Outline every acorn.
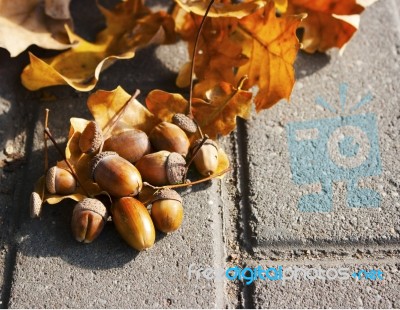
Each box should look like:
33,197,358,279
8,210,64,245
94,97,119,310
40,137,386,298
45,166,77,195
149,122,190,157
112,197,155,251
191,138,219,176
71,198,108,243
151,188,183,233
172,113,197,134
79,120,103,154
91,151,142,197
103,129,151,163
135,151,186,186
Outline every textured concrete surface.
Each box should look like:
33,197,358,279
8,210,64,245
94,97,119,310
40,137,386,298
0,0,399,308
245,0,400,248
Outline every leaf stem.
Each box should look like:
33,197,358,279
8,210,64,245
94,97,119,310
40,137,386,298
188,0,215,115
44,128,91,197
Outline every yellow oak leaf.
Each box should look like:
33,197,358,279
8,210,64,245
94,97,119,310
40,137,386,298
21,0,175,91
0,0,72,57
287,0,376,53
236,1,304,110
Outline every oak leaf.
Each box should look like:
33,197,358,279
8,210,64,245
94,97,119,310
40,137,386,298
175,0,304,111
87,86,158,136
236,1,304,110
146,79,252,139
21,0,175,91
286,0,377,53
0,0,72,57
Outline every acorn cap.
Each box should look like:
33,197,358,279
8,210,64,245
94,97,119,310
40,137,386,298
30,191,43,218
172,113,197,134
79,121,103,154
166,152,186,185
74,198,108,221
191,138,218,152
45,166,57,194
91,151,118,180
151,188,182,204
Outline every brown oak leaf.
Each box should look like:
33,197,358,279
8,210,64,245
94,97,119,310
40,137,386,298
146,78,252,139
0,0,72,57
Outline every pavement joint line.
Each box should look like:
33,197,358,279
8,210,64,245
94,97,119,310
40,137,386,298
210,180,227,308
1,100,38,309
234,118,256,308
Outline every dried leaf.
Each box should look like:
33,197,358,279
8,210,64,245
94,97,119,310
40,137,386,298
286,0,376,53
213,147,230,179
175,0,266,18
146,79,252,139
145,90,189,123
0,0,72,57
192,80,252,138
21,0,175,91
175,0,303,111
87,86,158,135
45,193,86,205
236,2,305,110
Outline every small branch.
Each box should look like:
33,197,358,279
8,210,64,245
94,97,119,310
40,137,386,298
44,109,49,174
102,89,141,139
144,167,231,191
188,0,215,115
44,128,91,197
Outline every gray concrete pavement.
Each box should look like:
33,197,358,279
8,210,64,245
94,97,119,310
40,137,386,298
0,0,399,308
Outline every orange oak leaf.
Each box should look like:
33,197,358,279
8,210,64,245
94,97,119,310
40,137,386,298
175,0,265,18
286,0,376,53
21,0,175,91
235,1,305,111
175,0,304,112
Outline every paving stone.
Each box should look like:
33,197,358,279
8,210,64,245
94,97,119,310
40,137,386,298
6,23,228,309
244,0,400,250
252,260,400,308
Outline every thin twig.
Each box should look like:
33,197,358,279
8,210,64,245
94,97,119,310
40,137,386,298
187,0,215,115
102,89,141,139
44,128,91,197
44,109,49,174
144,167,231,191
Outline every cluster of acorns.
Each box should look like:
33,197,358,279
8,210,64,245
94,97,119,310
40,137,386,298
32,113,221,251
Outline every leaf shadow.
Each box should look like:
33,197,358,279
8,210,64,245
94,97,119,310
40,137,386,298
294,51,331,79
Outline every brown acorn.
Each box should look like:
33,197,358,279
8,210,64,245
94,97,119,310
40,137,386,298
172,113,197,134
149,122,190,157
103,129,151,163
45,166,77,195
71,198,108,243
135,151,186,186
191,138,219,176
151,188,183,233
91,151,142,197
79,121,103,154
112,197,155,251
